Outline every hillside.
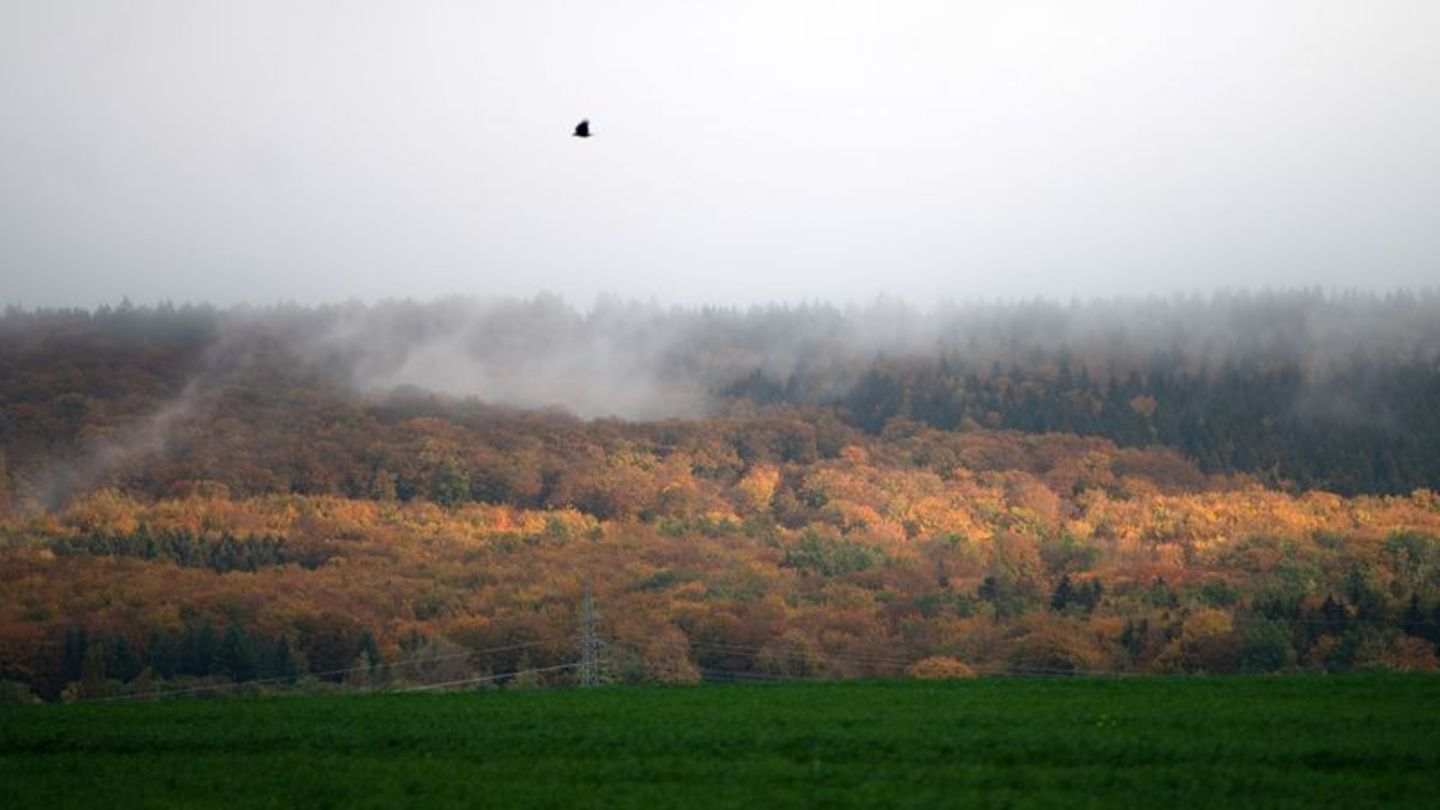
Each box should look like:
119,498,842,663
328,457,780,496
3,292,1439,505
1,295,1439,700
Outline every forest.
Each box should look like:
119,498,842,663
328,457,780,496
1,292,1439,700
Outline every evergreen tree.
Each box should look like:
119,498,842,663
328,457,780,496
105,635,143,683
1319,594,1349,637
1237,617,1296,673
78,642,108,698
1402,594,1426,638
262,636,299,683
358,630,383,672
1075,579,1104,614
60,623,88,687
146,630,180,679
218,624,259,683
1049,575,1074,612
1120,618,1149,659
432,460,471,506
179,621,218,677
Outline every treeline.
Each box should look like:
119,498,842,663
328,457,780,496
42,614,384,701
3,465,1438,700
6,294,1440,701
3,291,1439,504
52,527,312,573
820,350,1440,494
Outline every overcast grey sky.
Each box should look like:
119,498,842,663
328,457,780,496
2,1,1437,308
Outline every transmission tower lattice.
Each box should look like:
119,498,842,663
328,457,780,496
578,585,605,687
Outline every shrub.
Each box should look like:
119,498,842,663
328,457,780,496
905,656,978,680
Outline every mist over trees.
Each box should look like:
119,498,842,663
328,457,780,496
2,289,1437,505
3,291,1440,700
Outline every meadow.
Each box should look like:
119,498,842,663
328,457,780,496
4,675,1438,808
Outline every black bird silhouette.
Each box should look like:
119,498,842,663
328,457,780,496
573,119,591,138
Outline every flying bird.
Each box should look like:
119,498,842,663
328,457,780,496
573,119,591,138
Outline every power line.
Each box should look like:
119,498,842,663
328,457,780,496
79,605,1436,702
669,638,1141,679
94,637,567,702
685,640,915,669
398,662,581,693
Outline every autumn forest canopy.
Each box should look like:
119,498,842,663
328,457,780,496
2,290,1440,701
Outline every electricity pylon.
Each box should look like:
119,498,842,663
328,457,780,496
578,585,604,687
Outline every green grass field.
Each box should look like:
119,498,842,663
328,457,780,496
4,675,1439,808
